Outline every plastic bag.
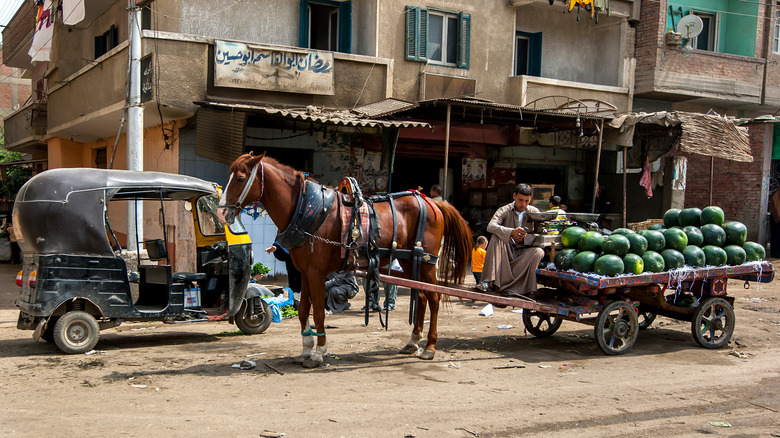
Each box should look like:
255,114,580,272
262,287,295,323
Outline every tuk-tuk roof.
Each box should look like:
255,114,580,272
13,168,218,256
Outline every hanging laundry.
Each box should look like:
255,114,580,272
29,0,53,63
62,0,85,26
569,0,595,18
639,157,653,198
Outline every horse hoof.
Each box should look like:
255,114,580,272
399,345,417,355
420,349,435,360
293,355,308,365
302,358,322,368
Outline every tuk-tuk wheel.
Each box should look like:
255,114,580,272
235,298,272,335
53,311,100,354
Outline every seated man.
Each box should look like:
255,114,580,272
479,183,545,296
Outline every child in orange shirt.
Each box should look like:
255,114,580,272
471,235,488,284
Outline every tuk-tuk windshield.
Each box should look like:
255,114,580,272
196,194,247,236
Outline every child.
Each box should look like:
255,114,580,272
471,235,488,284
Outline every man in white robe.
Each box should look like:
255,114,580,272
480,184,544,296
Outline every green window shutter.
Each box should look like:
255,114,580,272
405,6,428,61
299,0,309,48
457,12,470,69
339,2,352,53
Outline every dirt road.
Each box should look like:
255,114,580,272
0,261,779,437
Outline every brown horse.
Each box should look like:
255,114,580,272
218,153,472,368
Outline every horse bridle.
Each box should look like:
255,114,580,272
225,159,264,210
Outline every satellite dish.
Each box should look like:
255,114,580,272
677,15,703,39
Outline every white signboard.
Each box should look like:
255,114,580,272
214,40,334,95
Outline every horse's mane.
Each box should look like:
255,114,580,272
231,154,303,188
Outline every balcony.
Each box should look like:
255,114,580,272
508,76,630,114
3,101,47,154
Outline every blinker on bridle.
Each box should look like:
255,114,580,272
228,160,264,209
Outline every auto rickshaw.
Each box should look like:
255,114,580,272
12,168,272,353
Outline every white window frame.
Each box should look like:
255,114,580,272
427,10,459,66
774,9,780,54
690,10,719,52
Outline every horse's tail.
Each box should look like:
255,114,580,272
435,201,473,285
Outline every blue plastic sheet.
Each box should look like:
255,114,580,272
262,287,295,323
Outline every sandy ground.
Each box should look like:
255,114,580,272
0,261,779,438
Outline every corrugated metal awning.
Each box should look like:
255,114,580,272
196,101,430,129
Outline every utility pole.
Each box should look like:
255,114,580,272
127,2,143,250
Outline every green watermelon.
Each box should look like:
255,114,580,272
561,226,587,249
642,250,665,273
572,251,599,273
612,228,635,236
554,248,580,271
648,224,666,231
640,230,666,252
678,208,702,227
700,206,725,226
578,231,604,253
682,226,704,247
602,234,631,257
661,249,685,270
723,221,747,246
622,253,644,275
743,241,766,261
663,228,688,252
724,245,746,266
700,224,727,247
663,208,681,228
625,233,648,256
702,245,727,266
682,245,706,267
594,254,625,276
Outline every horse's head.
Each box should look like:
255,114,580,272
218,152,265,224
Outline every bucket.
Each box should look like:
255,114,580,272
184,287,201,308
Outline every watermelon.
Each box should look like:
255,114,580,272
682,226,704,247
678,208,702,227
611,228,635,236
700,206,725,226
625,233,648,256
661,249,685,270
640,229,666,252
682,245,706,267
554,248,579,271
724,245,746,265
663,228,688,252
648,224,666,231
723,221,747,246
700,224,727,247
594,254,624,276
572,251,599,273
642,250,665,273
601,234,631,257
663,208,681,228
623,253,644,275
578,231,604,253
702,245,727,266
561,226,587,249
743,241,766,261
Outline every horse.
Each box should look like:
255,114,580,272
218,152,472,368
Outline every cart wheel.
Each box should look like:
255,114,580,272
637,308,657,330
53,311,100,354
522,310,563,338
235,298,272,335
690,297,734,349
593,301,638,355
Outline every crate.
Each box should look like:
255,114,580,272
628,219,663,231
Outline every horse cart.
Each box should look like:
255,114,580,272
366,261,774,355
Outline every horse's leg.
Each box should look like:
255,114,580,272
399,289,428,355
294,277,314,365
302,276,328,369
420,291,440,360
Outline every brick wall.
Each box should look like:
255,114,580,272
0,49,33,124
635,0,663,74
677,123,768,242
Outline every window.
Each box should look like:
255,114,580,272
774,9,780,54
691,11,717,52
406,6,470,69
94,148,107,169
299,0,351,53
94,25,118,59
515,31,542,76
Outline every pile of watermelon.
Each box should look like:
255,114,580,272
554,206,766,277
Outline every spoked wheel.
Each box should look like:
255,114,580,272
522,310,563,338
53,311,100,354
593,301,638,355
637,307,657,330
691,297,735,349
235,298,273,334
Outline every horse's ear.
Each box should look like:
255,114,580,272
248,152,264,167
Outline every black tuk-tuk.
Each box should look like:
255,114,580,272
13,168,272,353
